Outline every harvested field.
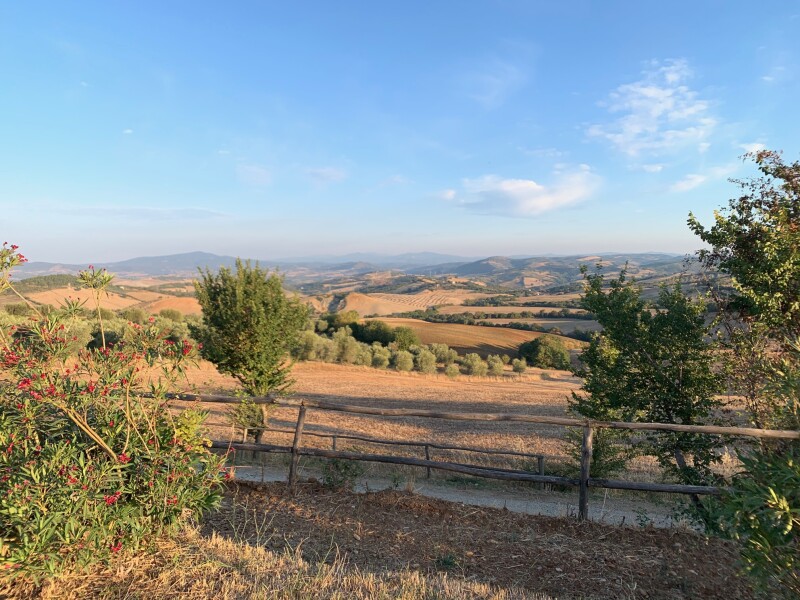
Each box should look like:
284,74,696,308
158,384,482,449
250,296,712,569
341,291,492,316
484,318,602,334
145,296,203,315
438,305,590,316
376,317,586,355
26,288,141,310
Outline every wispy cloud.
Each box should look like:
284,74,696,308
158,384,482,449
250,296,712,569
461,59,527,109
236,164,272,186
306,166,347,184
739,142,766,154
669,164,737,193
443,165,600,217
122,129,133,135
587,59,716,156
640,164,664,173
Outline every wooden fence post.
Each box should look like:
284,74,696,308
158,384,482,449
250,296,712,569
537,456,545,490
288,404,307,491
578,425,593,521
332,435,337,451
424,445,431,479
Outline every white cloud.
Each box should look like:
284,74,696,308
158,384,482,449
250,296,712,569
587,59,716,156
217,149,231,155
122,129,133,135
446,165,599,217
236,164,272,186
462,59,527,109
670,164,737,193
698,142,711,153
307,166,347,184
640,164,664,173
670,173,707,192
739,142,766,154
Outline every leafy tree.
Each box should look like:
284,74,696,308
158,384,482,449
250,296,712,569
444,363,460,378
158,308,183,322
191,260,308,443
487,354,504,377
351,320,395,345
393,326,420,351
511,357,527,374
120,307,148,324
415,348,437,374
371,344,391,369
571,268,723,511
332,326,360,363
519,335,571,370
462,353,488,377
392,349,414,372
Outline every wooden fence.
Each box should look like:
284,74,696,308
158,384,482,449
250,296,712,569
166,392,800,521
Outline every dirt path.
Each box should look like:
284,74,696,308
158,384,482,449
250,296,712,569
230,460,682,529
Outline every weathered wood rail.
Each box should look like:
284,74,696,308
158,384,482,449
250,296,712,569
166,392,800,521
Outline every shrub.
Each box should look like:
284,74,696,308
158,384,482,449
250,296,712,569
119,307,148,324
462,353,488,377
392,350,414,372
294,330,320,361
332,327,360,364
415,348,437,374
444,363,460,379
371,344,391,369
487,354,504,377
3,302,31,316
321,455,366,490
351,320,395,345
158,308,183,322
511,357,527,374
0,253,223,580
519,335,571,370
393,326,420,351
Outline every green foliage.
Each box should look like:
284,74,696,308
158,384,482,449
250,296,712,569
158,308,183,322
3,302,31,316
414,348,437,374
119,307,148,324
511,357,527,374
371,344,391,369
572,268,723,497
689,150,800,337
429,343,457,364
486,354,504,377
191,259,309,397
321,455,366,490
0,251,223,581
332,327,360,364
229,397,265,441
444,363,460,379
717,443,800,598
519,335,571,370
392,326,420,351
351,320,395,345
392,349,414,372
461,353,488,377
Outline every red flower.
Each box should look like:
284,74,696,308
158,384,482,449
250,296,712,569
109,542,123,553
118,453,131,464
103,491,122,505
16,378,32,390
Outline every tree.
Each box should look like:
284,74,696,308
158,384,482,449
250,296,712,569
462,353,488,377
487,354,504,377
392,349,414,372
414,348,437,374
191,260,308,443
511,357,527,375
519,335,570,370
393,326,420,351
571,268,722,505
689,150,800,429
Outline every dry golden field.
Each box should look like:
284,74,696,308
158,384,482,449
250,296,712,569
374,318,586,355
437,305,589,316
339,290,493,316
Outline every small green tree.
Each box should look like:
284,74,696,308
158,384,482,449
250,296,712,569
444,363,460,378
519,335,570,370
462,353,488,377
393,349,414,372
191,260,308,443
511,357,527,375
393,326,420,351
487,354,504,377
415,348,437,374
572,268,723,517
371,344,391,369
158,308,183,322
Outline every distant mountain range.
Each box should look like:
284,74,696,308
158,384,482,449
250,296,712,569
16,250,689,290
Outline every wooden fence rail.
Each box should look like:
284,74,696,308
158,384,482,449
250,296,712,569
173,392,800,522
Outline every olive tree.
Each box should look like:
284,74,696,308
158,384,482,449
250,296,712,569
191,260,308,442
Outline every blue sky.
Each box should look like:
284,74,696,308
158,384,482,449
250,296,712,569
1,1,798,263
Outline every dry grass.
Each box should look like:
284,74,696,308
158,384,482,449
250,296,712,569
3,484,752,600
437,306,589,316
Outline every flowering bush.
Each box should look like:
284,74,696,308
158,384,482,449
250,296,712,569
0,244,224,581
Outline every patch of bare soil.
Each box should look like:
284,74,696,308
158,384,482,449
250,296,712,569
207,482,751,600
